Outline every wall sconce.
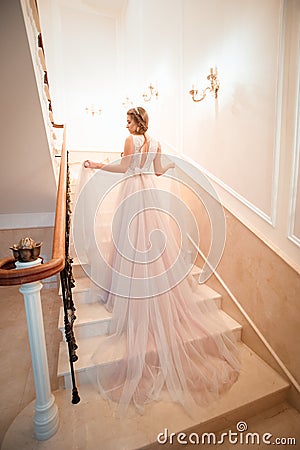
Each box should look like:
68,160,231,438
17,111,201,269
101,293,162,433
122,96,133,108
142,83,158,102
85,105,102,117
189,67,220,102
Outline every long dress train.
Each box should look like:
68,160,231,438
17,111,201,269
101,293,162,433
73,135,240,417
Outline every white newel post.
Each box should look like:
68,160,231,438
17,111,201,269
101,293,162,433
16,258,59,440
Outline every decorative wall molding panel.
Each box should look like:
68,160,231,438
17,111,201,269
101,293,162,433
0,213,55,230
288,57,300,247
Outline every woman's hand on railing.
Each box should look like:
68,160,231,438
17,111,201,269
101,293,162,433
84,160,104,169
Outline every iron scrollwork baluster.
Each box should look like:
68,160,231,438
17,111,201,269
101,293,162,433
60,150,80,404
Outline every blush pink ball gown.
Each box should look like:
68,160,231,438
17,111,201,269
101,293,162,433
73,134,240,417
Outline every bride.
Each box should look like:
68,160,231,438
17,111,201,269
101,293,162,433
79,106,240,417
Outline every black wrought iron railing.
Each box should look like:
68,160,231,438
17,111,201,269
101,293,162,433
59,150,80,404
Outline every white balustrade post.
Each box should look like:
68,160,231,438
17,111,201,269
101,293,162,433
16,258,59,440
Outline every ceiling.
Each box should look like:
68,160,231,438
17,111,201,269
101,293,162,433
61,0,128,18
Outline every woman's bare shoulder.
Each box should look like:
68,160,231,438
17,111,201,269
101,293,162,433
123,135,134,156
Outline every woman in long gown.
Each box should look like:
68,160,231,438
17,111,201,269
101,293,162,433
81,107,240,417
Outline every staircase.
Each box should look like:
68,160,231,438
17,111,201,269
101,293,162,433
57,153,289,449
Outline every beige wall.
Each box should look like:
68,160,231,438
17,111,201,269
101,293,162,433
179,175,300,408
0,1,57,223
0,227,53,260
209,209,300,405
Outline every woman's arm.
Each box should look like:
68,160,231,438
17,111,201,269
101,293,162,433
84,136,134,173
153,143,175,176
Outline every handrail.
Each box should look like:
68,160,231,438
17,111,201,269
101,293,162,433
188,233,300,394
0,125,67,286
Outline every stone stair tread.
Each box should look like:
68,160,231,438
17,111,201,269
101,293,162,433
137,343,289,445
193,283,222,301
72,269,220,294
58,263,90,297
72,276,91,292
57,334,113,376
72,256,88,266
3,347,290,450
58,301,111,330
218,310,241,332
59,281,223,333
57,342,289,450
57,309,241,376
68,262,206,284
59,290,223,333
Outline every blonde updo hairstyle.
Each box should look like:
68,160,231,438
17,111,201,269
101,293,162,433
127,107,148,135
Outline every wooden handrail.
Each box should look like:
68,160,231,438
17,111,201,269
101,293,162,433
0,126,67,286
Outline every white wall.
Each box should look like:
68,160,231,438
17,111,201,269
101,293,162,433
120,0,300,272
38,0,126,151
37,0,300,271
0,0,57,229
119,0,182,146
183,0,281,218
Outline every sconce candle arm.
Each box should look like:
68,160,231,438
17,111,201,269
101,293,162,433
189,86,211,102
189,68,220,103
142,84,158,102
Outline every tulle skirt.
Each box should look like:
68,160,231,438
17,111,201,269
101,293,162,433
73,167,240,417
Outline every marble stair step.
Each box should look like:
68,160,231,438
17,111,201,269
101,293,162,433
71,257,90,279
69,240,114,266
71,276,222,307
57,275,90,302
191,281,222,307
58,269,115,302
56,342,289,450
68,276,93,304
3,345,290,450
70,265,219,304
58,287,225,340
57,309,242,384
69,235,200,281
58,270,93,299
58,302,111,339
71,257,203,280
60,342,289,450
